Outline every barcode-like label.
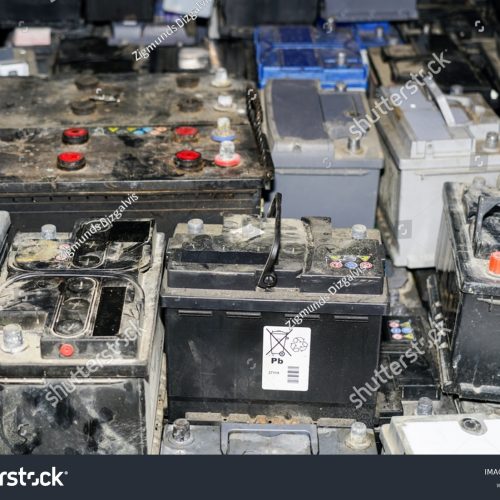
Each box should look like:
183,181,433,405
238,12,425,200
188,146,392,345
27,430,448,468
261,326,311,391
287,366,300,384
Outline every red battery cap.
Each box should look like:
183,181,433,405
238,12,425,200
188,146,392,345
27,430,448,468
175,150,202,170
63,127,89,145
489,251,500,275
214,154,241,168
176,150,201,161
57,152,86,171
175,126,199,138
59,344,75,358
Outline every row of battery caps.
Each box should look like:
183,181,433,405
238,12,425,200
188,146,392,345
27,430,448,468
0,70,250,128
33,122,246,172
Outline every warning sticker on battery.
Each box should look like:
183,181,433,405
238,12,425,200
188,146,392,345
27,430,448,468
262,326,311,391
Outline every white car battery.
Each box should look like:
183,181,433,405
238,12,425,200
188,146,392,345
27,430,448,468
380,413,500,454
377,77,500,268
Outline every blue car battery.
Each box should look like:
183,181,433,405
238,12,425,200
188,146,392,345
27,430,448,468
255,25,369,90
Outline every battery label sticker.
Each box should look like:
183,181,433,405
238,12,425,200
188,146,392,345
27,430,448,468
262,326,311,391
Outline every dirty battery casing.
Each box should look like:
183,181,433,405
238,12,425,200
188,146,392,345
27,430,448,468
377,78,500,268
264,79,384,228
161,204,388,425
0,72,273,237
0,218,166,454
161,419,377,455
0,73,252,128
433,178,500,402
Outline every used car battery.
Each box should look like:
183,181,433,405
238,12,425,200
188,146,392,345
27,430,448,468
217,0,319,38
161,418,377,455
322,0,417,22
255,26,369,90
380,414,500,454
0,47,37,77
55,36,142,74
431,177,500,403
475,36,500,107
0,71,253,128
161,195,389,425
377,269,440,425
376,77,500,268
0,0,81,28
0,117,272,237
264,79,384,228
0,218,166,455
369,34,500,112
84,0,155,22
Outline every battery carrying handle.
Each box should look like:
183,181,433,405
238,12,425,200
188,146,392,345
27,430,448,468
423,76,457,127
220,423,319,455
246,85,274,189
257,193,282,289
473,195,500,257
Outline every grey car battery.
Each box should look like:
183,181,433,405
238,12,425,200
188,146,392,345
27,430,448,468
377,77,500,268
264,79,384,228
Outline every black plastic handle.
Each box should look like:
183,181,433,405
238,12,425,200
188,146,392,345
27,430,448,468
246,85,274,189
257,193,282,289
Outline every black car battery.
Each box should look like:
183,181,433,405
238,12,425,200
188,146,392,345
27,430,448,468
0,72,273,238
55,36,141,74
84,0,155,22
217,0,319,38
432,176,500,403
376,268,440,425
0,218,166,455
0,71,253,128
0,117,271,237
161,195,389,425
0,0,81,28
